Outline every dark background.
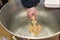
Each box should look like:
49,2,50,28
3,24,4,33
0,0,8,9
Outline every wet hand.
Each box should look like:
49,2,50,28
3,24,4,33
27,7,37,19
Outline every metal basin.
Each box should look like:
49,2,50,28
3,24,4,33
0,0,60,39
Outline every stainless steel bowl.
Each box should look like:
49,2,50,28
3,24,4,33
0,0,60,40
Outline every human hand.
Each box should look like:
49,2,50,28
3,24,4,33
27,7,37,19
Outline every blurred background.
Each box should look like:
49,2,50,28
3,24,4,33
0,0,11,9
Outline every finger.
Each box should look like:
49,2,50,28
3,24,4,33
28,13,37,20
27,7,37,19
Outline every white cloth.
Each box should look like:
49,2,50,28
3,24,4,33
44,0,60,8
